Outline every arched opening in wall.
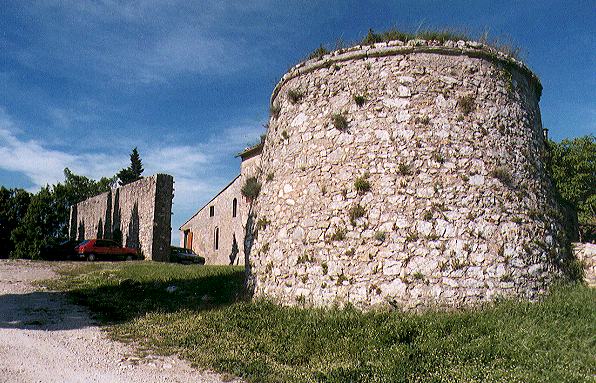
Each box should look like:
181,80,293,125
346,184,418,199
232,198,238,218
214,227,219,250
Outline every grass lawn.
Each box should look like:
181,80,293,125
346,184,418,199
44,262,595,383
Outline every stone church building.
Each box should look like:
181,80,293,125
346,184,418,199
179,143,262,265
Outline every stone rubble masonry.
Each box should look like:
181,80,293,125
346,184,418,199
250,39,573,311
69,174,174,261
573,243,596,287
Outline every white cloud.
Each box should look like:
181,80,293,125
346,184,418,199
0,109,77,188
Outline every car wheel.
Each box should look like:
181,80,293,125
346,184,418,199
126,255,133,261
87,253,96,262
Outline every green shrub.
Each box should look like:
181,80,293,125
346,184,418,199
281,130,289,140
266,172,274,182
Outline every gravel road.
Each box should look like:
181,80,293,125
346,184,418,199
0,260,239,383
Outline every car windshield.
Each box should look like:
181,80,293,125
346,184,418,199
78,240,90,246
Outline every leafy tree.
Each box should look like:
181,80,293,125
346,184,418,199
11,187,59,259
0,187,31,258
548,135,595,241
62,168,116,203
117,147,144,186
9,169,114,259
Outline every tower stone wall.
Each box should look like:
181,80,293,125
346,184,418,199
250,40,572,310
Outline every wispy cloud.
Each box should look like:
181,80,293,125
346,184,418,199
0,108,121,189
13,2,270,85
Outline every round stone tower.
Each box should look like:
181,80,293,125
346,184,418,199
250,40,572,310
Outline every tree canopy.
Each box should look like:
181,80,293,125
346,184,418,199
117,147,144,186
0,187,31,258
548,135,595,241
6,169,114,259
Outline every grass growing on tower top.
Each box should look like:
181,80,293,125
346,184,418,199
44,262,596,383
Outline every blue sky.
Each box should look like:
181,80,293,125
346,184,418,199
1,1,594,243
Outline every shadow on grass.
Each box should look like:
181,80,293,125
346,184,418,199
64,268,245,324
31,263,596,383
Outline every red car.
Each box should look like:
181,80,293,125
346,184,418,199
75,239,140,261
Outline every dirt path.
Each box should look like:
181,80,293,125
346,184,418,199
0,260,239,383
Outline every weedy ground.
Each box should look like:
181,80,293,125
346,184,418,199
44,263,595,383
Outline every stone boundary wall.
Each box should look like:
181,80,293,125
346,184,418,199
573,243,596,286
250,40,573,311
69,174,173,261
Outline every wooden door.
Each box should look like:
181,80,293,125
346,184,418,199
187,231,193,250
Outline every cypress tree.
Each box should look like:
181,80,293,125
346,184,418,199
117,147,144,186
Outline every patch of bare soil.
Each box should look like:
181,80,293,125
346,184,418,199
0,260,239,383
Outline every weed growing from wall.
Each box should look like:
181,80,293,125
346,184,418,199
374,231,386,242
287,89,304,104
270,104,281,119
332,113,349,131
354,174,371,194
329,227,347,241
255,217,271,231
491,166,514,187
307,44,329,60
353,94,367,107
398,162,412,175
458,95,475,115
349,204,366,226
